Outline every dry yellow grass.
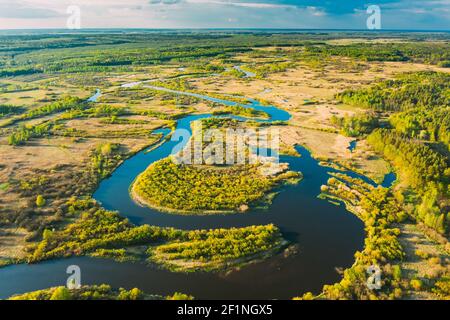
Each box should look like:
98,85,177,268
0,227,30,263
398,223,450,300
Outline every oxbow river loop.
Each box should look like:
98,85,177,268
0,84,396,299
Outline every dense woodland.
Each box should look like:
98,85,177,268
367,129,449,234
304,42,450,66
330,112,379,137
390,107,450,150
133,158,290,212
336,71,450,112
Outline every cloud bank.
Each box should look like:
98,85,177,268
0,0,448,30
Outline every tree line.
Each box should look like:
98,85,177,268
336,71,450,112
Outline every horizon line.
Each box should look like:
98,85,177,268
0,27,449,33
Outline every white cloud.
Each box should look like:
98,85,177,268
0,0,447,30
184,0,296,9
306,6,326,16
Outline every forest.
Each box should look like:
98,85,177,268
367,129,449,234
331,70,450,235
304,42,450,66
390,107,450,150
330,112,379,137
132,158,288,213
336,71,450,111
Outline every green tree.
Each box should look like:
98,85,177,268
50,287,72,300
36,195,46,207
166,292,194,300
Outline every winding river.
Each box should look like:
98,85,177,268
0,83,395,300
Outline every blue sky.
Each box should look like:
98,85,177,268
0,0,448,30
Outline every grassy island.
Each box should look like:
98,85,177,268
147,224,287,272
131,158,302,214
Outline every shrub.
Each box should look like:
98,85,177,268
36,195,46,207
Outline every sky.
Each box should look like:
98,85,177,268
0,0,448,30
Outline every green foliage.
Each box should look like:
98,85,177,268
367,129,448,233
223,67,246,78
36,195,46,207
1,33,448,78
86,104,127,117
305,43,406,62
331,112,379,137
390,106,450,149
337,72,450,111
367,129,448,191
392,265,402,282
16,96,84,122
243,61,295,78
8,122,53,146
305,42,450,66
90,248,137,263
212,106,269,119
0,105,23,118
8,284,187,300
117,288,144,300
166,292,194,300
49,287,72,300
200,117,240,130
151,78,193,91
410,279,423,291
320,174,406,299
416,189,447,234
29,207,170,262
432,277,450,299
28,201,284,272
0,66,42,77
148,224,283,271
6,96,85,145
90,143,121,179
133,158,279,212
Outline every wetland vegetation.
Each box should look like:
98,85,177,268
0,30,449,300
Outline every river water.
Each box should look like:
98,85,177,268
0,85,395,299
